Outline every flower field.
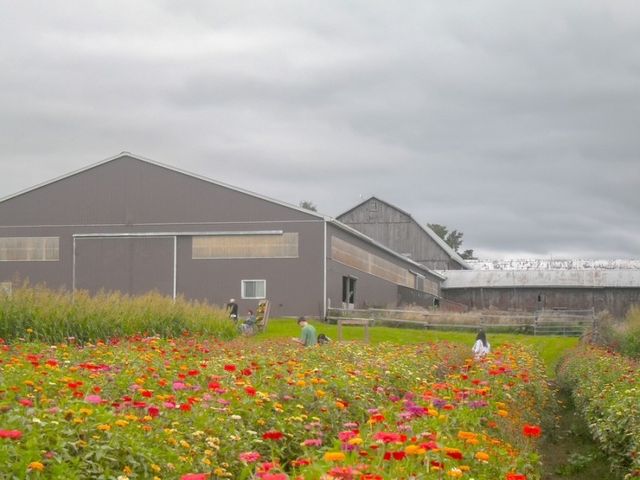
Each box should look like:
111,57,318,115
558,346,640,478
0,337,550,479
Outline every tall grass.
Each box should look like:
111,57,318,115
617,306,640,358
0,284,237,343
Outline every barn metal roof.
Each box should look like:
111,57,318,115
441,269,640,289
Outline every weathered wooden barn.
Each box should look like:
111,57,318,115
442,270,640,317
0,153,444,317
337,196,470,271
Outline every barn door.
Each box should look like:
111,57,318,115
342,276,356,310
74,236,174,297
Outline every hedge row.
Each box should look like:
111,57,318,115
557,346,640,477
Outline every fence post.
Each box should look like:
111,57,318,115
337,319,343,341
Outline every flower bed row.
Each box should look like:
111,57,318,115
557,346,640,478
0,337,550,479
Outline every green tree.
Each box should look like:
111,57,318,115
299,200,317,212
427,223,476,260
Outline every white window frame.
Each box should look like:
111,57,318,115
241,279,266,299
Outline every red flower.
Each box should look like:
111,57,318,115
147,406,160,417
522,424,542,438
373,431,406,444
180,474,209,480
446,449,463,460
245,386,257,396
223,364,236,372
18,398,34,407
0,430,22,440
262,430,284,441
506,474,527,480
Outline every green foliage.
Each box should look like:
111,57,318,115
617,306,640,358
427,223,475,259
299,200,317,211
557,347,640,476
0,284,236,343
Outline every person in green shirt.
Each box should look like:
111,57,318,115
294,316,317,347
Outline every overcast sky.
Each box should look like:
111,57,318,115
1,1,639,259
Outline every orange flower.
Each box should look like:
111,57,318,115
28,462,45,472
323,452,346,462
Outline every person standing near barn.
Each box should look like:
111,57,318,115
227,298,238,322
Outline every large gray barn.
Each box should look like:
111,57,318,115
0,153,443,317
442,270,640,317
337,196,470,270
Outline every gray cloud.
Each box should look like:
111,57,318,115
0,0,639,259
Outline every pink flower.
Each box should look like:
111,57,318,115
239,451,261,463
302,438,322,447
173,382,187,391
85,395,102,404
180,474,209,480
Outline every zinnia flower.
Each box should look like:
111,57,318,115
28,462,45,472
323,451,346,462
0,430,22,440
262,430,284,441
522,424,542,438
239,451,261,463
180,474,209,480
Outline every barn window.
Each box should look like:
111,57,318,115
192,233,298,259
242,279,266,299
0,237,59,261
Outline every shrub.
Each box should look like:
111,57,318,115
557,346,640,477
617,306,640,358
0,283,236,343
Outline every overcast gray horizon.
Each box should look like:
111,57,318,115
1,1,639,259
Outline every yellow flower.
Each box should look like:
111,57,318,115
151,464,161,473
97,424,111,431
123,466,133,475
497,409,509,417
347,437,363,446
28,462,45,472
323,451,346,462
447,467,463,477
115,420,129,427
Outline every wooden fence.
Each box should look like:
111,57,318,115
327,307,595,338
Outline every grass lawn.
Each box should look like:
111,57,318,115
258,318,579,376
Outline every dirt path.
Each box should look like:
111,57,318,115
540,386,621,480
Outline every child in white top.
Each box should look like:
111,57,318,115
472,330,490,358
